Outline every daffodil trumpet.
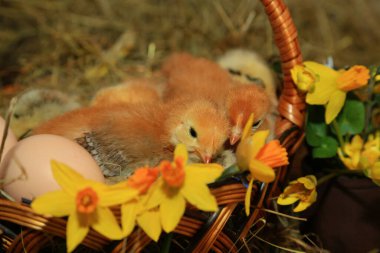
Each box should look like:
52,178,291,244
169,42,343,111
236,113,289,215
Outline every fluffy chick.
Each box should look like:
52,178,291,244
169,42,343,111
217,49,279,108
33,99,229,180
161,52,232,107
10,89,81,138
162,52,273,144
227,84,271,145
90,76,165,107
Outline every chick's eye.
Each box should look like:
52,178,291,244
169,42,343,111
189,127,198,138
252,120,262,130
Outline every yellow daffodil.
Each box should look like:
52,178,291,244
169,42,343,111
111,166,163,241
291,62,370,124
236,114,289,183
236,114,289,215
144,144,223,234
277,175,317,212
31,160,138,252
338,132,380,171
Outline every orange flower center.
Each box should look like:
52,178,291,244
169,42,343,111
160,157,186,188
76,187,99,214
255,140,289,168
127,167,160,194
337,65,370,92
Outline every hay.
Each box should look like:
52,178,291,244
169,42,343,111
1,0,378,114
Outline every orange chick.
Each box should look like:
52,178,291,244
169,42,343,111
161,52,272,145
227,84,271,145
90,76,165,107
33,98,229,179
161,52,232,107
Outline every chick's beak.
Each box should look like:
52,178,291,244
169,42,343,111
230,133,241,145
203,155,212,164
230,114,244,145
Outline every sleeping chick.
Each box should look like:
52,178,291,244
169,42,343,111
161,52,273,144
217,48,278,108
10,88,81,139
33,98,229,180
90,76,165,107
161,52,232,108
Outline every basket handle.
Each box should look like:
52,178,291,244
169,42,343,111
261,0,305,152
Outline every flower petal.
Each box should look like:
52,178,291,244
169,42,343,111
174,143,188,164
91,207,123,239
160,193,186,233
297,175,317,190
293,201,312,212
241,113,254,140
236,130,269,170
143,180,165,211
121,201,137,236
185,164,224,184
245,178,254,216
31,191,74,217
181,180,218,212
304,62,340,105
277,195,299,205
137,209,162,242
249,159,275,183
98,187,138,207
51,160,84,195
67,211,89,252
325,90,346,124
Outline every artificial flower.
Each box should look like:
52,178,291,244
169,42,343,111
277,175,317,212
31,160,138,252
338,132,380,171
144,143,223,233
236,113,289,215
291,62,370,124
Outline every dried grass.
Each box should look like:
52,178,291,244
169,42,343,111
1,0,379,114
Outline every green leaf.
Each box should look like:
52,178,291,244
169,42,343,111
312,136,338,158
336,99,365,135
306,106,328,147
216,165,240,181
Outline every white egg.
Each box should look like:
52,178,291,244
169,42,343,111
0,116,18,159
0,134,105,202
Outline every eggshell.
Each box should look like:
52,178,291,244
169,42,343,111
0,134,105,202
0,116,18,158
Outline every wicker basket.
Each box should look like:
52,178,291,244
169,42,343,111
0,0,305,252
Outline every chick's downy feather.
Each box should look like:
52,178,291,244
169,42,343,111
161,52,232,107
33,99,229,180
162,52,273,144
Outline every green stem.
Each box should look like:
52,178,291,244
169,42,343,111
331,119,345,150
161,233,173,253
317,169,363,186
